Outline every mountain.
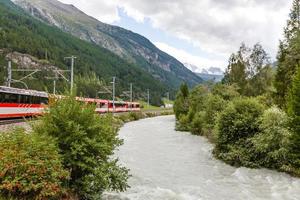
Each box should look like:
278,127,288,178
184,63,224,82
12,0,203,88
196,73,224,82
0,0,170,104
184,63,201,73
204,67,224,76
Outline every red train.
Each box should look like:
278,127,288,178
0,86,140,119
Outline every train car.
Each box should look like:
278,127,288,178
79,97,140,113
0,86,48,119
0,86,141,119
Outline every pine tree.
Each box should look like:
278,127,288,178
275,0,300,108
174,83,189,119
287,67,300,163
284,0,300,44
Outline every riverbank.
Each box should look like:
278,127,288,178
103,115,300,200
174,83,300,178
0,108,173,200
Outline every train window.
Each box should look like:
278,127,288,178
0,93,5,102
100,103,108,108
9,93,18,103
41,97,48,104
0,93,9,103
20,95,28,104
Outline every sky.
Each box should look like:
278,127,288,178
59,0,292,72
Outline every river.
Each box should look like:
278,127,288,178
103,115,300,200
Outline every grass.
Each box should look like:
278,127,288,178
138,101,169,111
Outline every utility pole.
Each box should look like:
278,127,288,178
147,89,150,107
130,83,133,110
166,92,170,101
7,61,11,87
112,77,116,112
53,72,59,94
64,56,77,93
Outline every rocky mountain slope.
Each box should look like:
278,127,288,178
0,0,169,103
13,0,203,88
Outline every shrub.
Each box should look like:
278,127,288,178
211,84,240,101
251,106,291,169
129,112,144,121
188,85,209,114
33,96,129,199
203,94,226,129
176,114,190,131
0,128,69,199
190,112,206,135
214,97,264,166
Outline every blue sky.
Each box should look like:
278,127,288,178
112,8,228,71
60,0,291,72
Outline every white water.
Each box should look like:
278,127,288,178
103,115,300,200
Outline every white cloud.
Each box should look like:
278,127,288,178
154,42,226,72
59,0,292,68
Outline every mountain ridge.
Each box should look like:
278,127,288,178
13,0,203,88
0,0,170,105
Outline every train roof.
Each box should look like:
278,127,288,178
0,86,48,98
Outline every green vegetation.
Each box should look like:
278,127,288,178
274,0,300,108
0,128,69,199
0,0,169,105
287,67,300,169
0,94,173,200
174,1,300,176
33,96,129,199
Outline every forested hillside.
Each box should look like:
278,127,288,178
13,0,203,89
0,0,169,105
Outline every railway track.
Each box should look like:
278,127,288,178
0,118,27,126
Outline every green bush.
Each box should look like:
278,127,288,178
129,112,144,121
191,112,206,135
251,106,291,169
33,97,129,199
211,84,240,101
203,94,226,129
188,85,209,114
176,114,190,131
0,129,69,200
214,97,264,166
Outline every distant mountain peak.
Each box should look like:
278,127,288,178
184,63,224,75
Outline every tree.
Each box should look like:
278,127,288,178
174,83,189,119
223,52,247,94
275,0,300,108
284,0,300,44
33,96,129,199
287,67,300,166
75,73,104,98
223,43,272,96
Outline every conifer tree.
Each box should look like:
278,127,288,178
174,83,189,119
275,0,300,107
287,67,300,164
